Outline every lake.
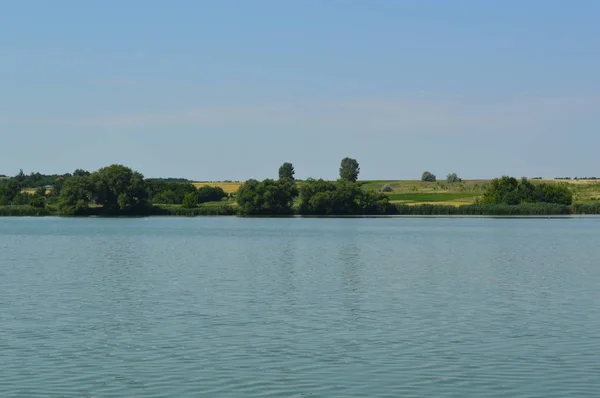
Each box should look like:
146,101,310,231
1,217,599,397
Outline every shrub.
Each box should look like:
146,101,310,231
182,192,198,209
446,173,461,183
236,179,298,215
480,176,573,205
421,171,436,182
29,195,47,208
12,192,33,206
381,184,393,192
298,179,390,215
196,186,227,203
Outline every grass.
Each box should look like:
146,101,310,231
386,192,480,203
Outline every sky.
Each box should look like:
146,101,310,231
1,0,599,180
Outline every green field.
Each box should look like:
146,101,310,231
360,179,600,206
386,192,480,203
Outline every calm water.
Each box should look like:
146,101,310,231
1,217,600,397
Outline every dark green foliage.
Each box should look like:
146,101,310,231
152,190,179,205
146,179,168,199
15,169,26,183
50,178,66,197
152,204,236,216
0,205,53,217
12,192,33,206
339,157,360,182
481,176,572,205
196,186,227,203
10,170,69,189
35,186,47,197
298,179,390,215
182,192,198,209
446,173,461,183
148,181,197,205
29,195,46,208
236,179,298,215
73,169,91,177
278,162,295,181
421,171,436,182
381,184,393,192
93,165,149,213
390,203,572,216
0,179,22,203
58,176,96,215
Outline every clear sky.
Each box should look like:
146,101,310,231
1,1,598,180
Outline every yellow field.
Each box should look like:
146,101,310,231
192,182,242,194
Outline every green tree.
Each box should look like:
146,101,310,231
152,190,179,204
196,186,227,203
278,162,295,181
298,179,390,215
35,186,47,197
480,176,572,206
58,176,96,215
0,179,22,202
236,179,298,215
446,173,461,183
93,164,149,213
182,192,198,208
15,169,26,183
339,157,360,182
29,195,46,208
12,192,33,206
73,169,91,177
421,171,436,182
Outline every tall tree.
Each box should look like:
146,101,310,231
93,164,149,212
58,176,96,214
339,157,360,182
278,162,295,181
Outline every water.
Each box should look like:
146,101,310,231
1,217,600,397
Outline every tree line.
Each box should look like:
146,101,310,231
235,157,391,215
0,157,581,216
0,165,228,215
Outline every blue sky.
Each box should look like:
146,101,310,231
1,1,598,180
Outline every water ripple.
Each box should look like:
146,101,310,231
1,217,600,397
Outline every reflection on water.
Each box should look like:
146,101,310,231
1,217,600,397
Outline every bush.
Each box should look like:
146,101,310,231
182,192,198,208
236,179,298,215
480,176,573,206
381,184,393,192
12,192,33,205
29,195,46,208
152,204,236,216
0,205,53,216
446,173,461,183
196,186,227,203
298,179,390,215
421,171,436,182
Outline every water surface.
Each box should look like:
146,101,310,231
1,217,599,397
